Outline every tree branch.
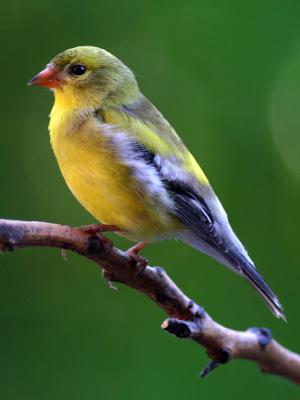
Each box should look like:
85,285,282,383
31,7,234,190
0,218,299,384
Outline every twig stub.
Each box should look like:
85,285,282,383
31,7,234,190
162,319,192,338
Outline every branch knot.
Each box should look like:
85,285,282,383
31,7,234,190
248,327,273,348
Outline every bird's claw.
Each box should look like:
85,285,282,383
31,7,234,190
126,242,148,274
78,223,122,235
131,253,148,274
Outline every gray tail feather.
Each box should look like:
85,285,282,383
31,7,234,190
238,255,286,321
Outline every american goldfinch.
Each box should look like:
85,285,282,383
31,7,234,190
29,46,285,319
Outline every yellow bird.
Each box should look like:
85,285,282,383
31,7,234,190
29,46,284,319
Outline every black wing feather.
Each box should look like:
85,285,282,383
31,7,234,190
123,137,285,319
165,180,238,263
132,142,231,259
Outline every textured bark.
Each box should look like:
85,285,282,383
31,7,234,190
0,218,299,384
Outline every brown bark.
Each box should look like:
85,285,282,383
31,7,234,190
0,218,299,384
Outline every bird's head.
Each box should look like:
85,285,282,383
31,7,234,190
28,46,139,109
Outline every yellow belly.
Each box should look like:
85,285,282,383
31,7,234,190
50,114,177,241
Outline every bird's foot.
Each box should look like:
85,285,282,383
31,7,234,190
126,242,148,274
78,223,122,235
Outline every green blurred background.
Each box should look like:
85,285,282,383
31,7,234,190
1,0,300,398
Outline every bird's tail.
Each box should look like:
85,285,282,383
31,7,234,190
238,255,286,321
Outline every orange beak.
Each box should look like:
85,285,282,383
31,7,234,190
28,64,62,89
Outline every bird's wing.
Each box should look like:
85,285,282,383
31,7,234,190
100,95,210,186
164,179,231,255
100,103,237,261
156,152,284,319
97,99,284,319
154,149,285,320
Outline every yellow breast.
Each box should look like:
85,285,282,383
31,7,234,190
49,106,178,241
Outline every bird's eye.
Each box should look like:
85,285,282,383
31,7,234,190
70,64,86,76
